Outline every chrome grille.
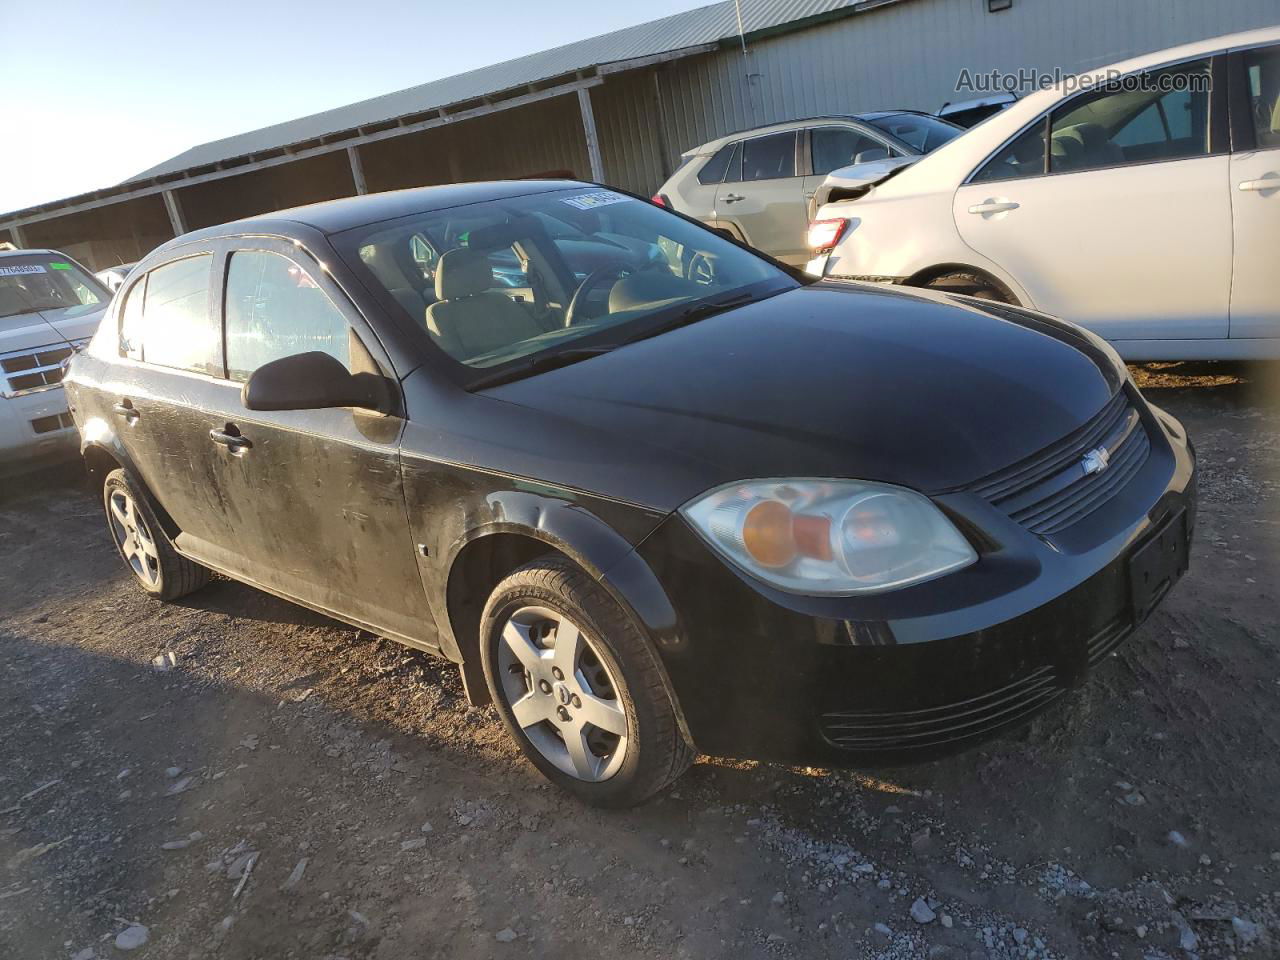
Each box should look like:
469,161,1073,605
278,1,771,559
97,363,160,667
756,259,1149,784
0,342,82,398
969,392,1151,536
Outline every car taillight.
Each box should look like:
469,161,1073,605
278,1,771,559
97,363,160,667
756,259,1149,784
807,218,849,253
651,193,669,208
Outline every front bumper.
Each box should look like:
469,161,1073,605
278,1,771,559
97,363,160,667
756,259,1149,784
0,387,80,474
637,392,1196,766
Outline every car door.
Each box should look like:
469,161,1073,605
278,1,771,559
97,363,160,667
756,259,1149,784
954,56,1232,342
1228,42,1280,340
111,249,238,548
193,240,437,646
715,131,807,264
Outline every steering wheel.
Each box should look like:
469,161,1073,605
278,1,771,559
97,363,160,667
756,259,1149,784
563,265,630,328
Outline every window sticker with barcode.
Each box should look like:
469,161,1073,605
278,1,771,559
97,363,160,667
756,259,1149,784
0,264,47,276
560,191,633,211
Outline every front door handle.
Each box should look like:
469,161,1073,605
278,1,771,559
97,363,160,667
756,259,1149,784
968,200,1020,215
209,426,252,453
1238,176,1279,192
113,400,139,423
722,193,745,203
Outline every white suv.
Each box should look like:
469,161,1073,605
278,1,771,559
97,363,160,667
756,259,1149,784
806,26,1280,361
654,112,963,265
1,248,110,473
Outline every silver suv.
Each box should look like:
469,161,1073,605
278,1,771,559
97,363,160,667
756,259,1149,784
654,112,964,265
1,248,110,473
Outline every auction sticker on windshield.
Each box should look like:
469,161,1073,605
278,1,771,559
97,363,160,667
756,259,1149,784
0,264,47,276
560,191,633,211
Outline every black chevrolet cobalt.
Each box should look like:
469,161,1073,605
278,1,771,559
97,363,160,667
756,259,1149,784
65,181,1194,806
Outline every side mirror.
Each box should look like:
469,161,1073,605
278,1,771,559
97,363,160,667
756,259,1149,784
242,351,385,412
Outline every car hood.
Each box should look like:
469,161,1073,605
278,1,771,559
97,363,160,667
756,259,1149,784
0,303,108,353
484,284,1120,508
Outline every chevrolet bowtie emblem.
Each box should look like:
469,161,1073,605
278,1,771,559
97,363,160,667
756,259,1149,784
1081,446,1111,475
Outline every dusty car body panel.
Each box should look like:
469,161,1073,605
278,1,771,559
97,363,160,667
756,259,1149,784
65,181,1195,768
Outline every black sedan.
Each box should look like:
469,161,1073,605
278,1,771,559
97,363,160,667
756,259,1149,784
64,181,1195,807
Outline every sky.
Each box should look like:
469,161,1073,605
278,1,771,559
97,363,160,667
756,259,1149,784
0,0,714,214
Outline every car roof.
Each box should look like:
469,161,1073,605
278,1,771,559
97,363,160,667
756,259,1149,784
683,112,926,156
178,179,593,241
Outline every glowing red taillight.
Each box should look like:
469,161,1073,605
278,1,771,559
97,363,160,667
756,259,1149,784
807,217,849,252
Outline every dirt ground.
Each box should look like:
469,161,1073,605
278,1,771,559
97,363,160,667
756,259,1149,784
1,362,1278,960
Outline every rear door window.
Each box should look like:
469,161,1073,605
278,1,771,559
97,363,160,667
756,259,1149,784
697,143,736,185
136,254,219,376
741,132,796,181
224,249,351,383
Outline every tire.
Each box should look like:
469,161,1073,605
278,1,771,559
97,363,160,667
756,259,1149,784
923,271,1016,304
103,468,209,601
480,555,693,807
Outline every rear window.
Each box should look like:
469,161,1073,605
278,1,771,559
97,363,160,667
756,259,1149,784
0,255,107,320
868,113,964,154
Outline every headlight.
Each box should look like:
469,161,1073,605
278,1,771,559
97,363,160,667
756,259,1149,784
681,479,977,596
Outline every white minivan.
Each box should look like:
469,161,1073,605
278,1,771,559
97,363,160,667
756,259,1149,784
806,26,1280,361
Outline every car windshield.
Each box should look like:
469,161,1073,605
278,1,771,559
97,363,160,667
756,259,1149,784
0,255,108,319
0,256,107,320
335,186,794,382
868,113,965,153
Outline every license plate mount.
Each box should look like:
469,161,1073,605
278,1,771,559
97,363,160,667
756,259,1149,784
1128,509,1189,624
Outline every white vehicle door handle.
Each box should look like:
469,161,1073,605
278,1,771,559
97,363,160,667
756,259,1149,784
722,193,745,203
1238,177,1278,192
968,200,1020,214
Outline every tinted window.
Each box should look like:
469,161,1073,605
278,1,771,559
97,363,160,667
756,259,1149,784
971,121,1048,182
867,114,963,153
697,143,735,185
811,126,896,175
1242,44,1280,150
138,255,219,376
224,250,351,383
741,132,796,181
1048,59,1211,173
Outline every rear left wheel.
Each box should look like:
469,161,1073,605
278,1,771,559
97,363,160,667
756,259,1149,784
103,468,209,601
480,556,693,807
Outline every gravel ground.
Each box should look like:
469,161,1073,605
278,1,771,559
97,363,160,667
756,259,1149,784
1,362,1278,960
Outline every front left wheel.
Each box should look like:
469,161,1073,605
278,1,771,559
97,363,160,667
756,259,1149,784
103,468,209,601
479,556,693,807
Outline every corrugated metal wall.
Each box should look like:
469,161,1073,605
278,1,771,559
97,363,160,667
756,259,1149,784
597,0,1279,194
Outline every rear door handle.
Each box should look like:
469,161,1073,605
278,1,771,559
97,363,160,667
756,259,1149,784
1238,177,1278,192
968,200,1020,215
113,400,139,423
722,193,745,203
209,427,252,453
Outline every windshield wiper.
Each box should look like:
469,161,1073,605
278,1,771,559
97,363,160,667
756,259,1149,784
468,345,616,390
621,290,764,346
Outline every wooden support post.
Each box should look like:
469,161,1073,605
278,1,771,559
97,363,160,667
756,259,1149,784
347,145,368,195
577,87,605,183
162,190,187,236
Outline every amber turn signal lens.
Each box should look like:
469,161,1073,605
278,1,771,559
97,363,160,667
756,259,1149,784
741,500,796,568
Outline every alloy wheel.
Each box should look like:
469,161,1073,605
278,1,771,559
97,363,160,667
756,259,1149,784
107,488,161,589
496,605,629,782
